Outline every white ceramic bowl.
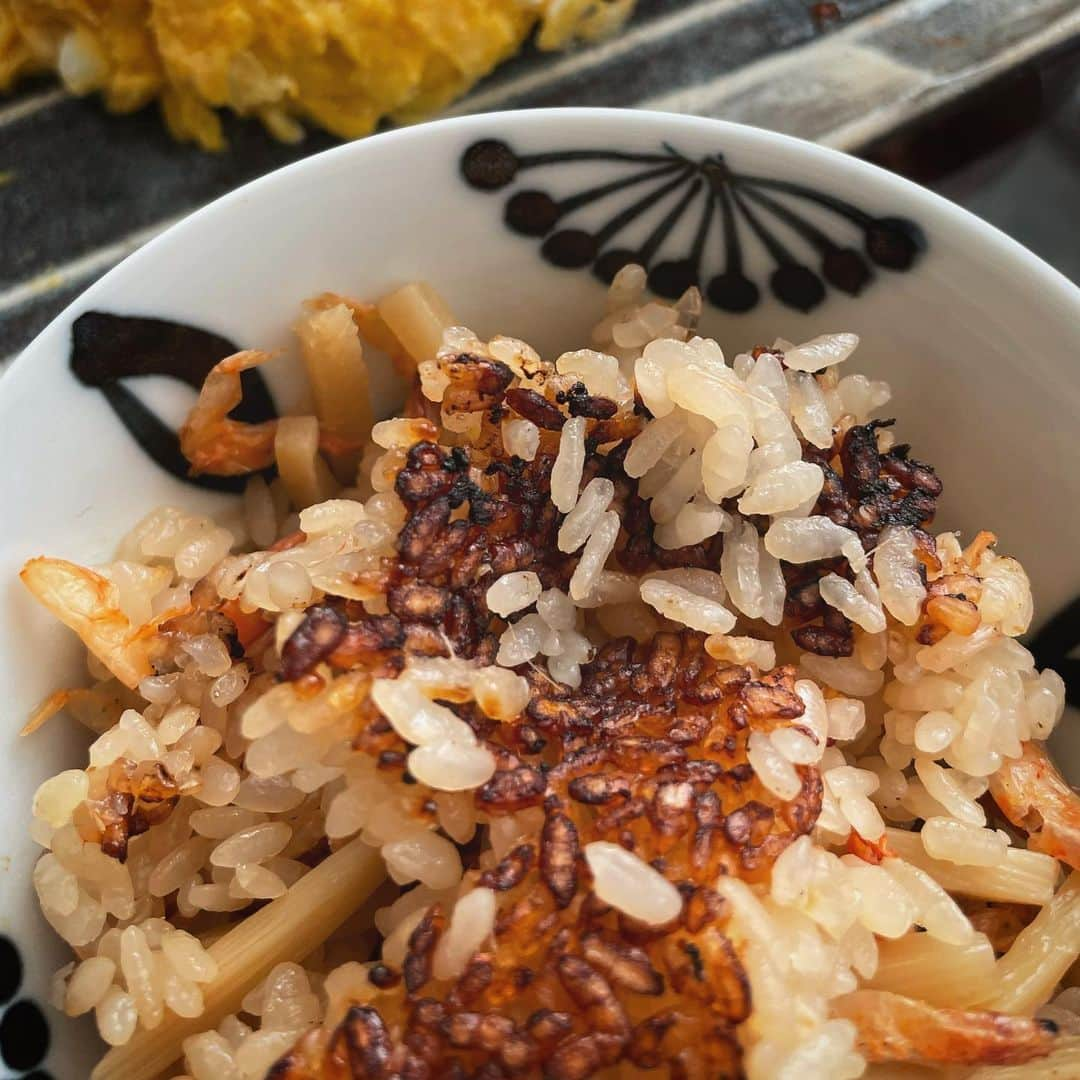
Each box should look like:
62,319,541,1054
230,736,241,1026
2,108,1078,1078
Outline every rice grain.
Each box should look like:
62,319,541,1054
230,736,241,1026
584,842,682,925
550,417,587,513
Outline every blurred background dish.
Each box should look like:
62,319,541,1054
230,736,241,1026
0,0,638,148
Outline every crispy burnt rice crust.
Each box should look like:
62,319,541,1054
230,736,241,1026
271,655,820,1080
259,354,882,1079
279,380,943,684
786,419,942,658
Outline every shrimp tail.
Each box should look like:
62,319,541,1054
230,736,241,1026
179,349,279,476
833,989,1057,1067
990,741,1080,871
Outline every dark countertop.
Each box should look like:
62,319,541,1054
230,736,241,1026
868,44,1080,285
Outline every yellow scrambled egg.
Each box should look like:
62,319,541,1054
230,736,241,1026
0,0,635,149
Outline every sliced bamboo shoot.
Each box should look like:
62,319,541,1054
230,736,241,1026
885,828,1059,906
986,871,1080,1015
377,282,454,367
91,838,383,1080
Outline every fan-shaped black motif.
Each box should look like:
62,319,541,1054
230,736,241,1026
461,139,925,313
70,312,277,493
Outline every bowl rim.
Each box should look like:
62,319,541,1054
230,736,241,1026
6,105,1080,400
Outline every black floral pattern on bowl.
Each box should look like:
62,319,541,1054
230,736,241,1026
461,138,926,313
0,936,51,1079
70,312,277,493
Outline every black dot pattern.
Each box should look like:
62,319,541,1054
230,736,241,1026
0,934,51,1075
770,264,827,313
648,259,699,300
707,272,760,314
505,191,560,236
0,1000,49,1071
865,216,926,270
460,139,520,190
822,247,874,295
593,248,639,284
542,230,596,269
0,939,21,1007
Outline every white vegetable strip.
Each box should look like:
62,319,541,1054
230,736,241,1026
866,933,995,1008
986,871,1080,1015
884,828,1059,906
